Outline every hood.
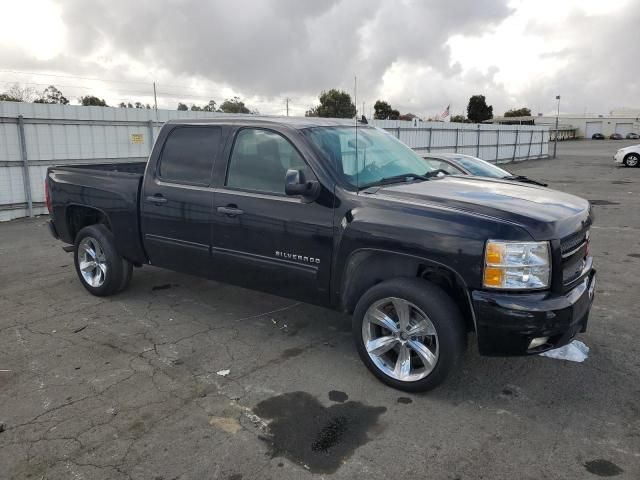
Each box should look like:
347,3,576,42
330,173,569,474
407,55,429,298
373,176,591,240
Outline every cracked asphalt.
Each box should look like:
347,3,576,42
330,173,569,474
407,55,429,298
1,140,639,480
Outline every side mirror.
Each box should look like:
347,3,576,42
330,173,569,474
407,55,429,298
285,169,320,202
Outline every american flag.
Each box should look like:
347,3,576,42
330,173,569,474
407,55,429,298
438,104,450,120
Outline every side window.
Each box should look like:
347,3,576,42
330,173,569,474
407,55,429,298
158,127,221,185
423,158,463,175
226,129,309,194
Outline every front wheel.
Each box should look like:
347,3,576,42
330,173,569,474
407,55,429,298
353,278,467,392
624,153,639,167
74,225,127,296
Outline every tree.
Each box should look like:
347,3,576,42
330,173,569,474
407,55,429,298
79,95,108,107
373,100,400,120
466,95,493,123
34,85,69,105
0,93,21,102
219,96,251,114
203,100,217,112
305,89,356,118
134,102,144,109
450,114,468,123
0,84,37,102
190,104,203,111
399,113,419,121
177,103,188,111
504,107,532,117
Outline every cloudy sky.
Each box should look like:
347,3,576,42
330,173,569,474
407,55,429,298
0,0,638,118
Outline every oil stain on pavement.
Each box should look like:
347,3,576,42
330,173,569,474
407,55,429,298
253,391,386,473
584,459,624,477
328,390,348,403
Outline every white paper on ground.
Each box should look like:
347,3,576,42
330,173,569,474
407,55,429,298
216,369,230,377
539,340,589,362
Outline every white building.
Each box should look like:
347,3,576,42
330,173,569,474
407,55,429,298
489,112,640,138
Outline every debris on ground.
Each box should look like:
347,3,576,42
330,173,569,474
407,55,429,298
539,340,589,362
216,369,230,377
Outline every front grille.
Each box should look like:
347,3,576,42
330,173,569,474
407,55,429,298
560,228,589,285
560,229,587,256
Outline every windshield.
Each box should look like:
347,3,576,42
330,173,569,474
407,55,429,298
451,155,511,178
303,126,434,188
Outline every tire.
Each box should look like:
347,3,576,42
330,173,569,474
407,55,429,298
73,225,125,296
352,278,467,392
624,153,640,168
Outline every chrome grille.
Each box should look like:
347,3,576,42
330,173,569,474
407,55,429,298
560,228,589,285
561,229,587,257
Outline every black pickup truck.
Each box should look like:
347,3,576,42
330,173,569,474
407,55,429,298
46,117,596,391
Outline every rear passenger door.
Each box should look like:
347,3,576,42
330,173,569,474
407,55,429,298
141,126,223,276
211,127,334,304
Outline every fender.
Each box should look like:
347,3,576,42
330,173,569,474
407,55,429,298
337,247,477,333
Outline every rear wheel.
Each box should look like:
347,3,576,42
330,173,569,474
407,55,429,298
624,153,639,167
353,278,467,392
74,225,126,296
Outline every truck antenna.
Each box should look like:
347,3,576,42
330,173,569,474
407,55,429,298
354,75,359,194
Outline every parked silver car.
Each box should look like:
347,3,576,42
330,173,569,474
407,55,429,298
421,153,548,186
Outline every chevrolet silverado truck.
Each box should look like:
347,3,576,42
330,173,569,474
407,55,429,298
46,117,596,392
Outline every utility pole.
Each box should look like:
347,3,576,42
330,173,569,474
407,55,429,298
153,82,158,122
286,97,289,116
362,101,365,120
553,95,560,159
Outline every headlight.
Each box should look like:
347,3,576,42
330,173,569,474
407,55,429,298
483,240,551,290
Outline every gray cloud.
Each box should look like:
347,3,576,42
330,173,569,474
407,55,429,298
53,0,512,111
1,1,637,116
521,8,640,114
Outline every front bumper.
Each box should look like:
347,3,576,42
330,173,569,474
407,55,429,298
614,152,625,164
472,270,596,356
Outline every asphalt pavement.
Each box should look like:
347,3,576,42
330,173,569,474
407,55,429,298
1,139,638,479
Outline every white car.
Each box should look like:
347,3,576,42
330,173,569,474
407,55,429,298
614,145,640,167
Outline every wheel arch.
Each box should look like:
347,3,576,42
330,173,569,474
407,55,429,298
66,204,113,241
340,249,476,333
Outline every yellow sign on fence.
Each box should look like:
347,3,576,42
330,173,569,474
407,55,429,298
130,133,144,144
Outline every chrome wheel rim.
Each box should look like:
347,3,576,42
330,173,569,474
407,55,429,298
78,237,107,287
362,297,439,382
627,155,639,167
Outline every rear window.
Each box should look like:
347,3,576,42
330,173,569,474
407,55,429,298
158,127,221,185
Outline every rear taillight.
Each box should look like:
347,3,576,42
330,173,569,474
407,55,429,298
45,178,52,213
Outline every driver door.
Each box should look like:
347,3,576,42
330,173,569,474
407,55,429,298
210,127,334,304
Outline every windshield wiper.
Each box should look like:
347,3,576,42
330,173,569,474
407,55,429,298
503,175,548,187
359,173,430,190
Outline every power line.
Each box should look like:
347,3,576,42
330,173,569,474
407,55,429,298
0,68,234,95
0,69,153,85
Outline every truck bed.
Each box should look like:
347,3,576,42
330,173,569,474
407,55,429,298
47,162,148,264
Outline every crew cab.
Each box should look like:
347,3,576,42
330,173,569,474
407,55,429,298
46,117,596,392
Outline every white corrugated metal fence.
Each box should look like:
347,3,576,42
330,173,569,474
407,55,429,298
0,102,549,221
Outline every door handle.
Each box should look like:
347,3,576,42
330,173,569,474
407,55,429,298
145,195,167,204
217,205,244,217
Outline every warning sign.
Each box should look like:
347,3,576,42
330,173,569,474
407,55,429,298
130,133,144,144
